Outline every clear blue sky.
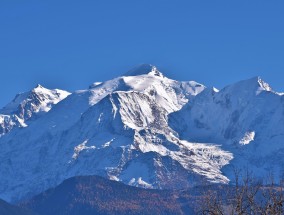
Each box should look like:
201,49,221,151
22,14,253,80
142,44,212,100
1,0,284,107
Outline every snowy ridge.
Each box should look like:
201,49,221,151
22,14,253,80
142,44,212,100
88,65,205,112
0,85,70,136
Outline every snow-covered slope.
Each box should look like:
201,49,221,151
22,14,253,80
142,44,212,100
0,65,282,203
0,85,70,136
170,76,284,178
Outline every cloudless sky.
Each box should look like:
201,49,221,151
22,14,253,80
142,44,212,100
0,0,284,107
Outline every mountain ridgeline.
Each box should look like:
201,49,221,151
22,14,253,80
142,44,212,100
20,175,195,215
0,64,283,203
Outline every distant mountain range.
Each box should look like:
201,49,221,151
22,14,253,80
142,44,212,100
0,64,283,205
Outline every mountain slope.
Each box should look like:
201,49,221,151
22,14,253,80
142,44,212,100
20,175,194,215
0,199,34,215
0,85,70,136
170,76,284,178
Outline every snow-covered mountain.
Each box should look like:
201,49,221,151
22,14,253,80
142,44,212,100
170,76,284,178
0,85,70,136
0,64,282,203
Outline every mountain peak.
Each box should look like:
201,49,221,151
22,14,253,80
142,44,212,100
35,84,43,89
255,76,272,92
32,84,47,93
221,76,273,96
124,64,163,77
0,85,70,136
243,76,273,95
